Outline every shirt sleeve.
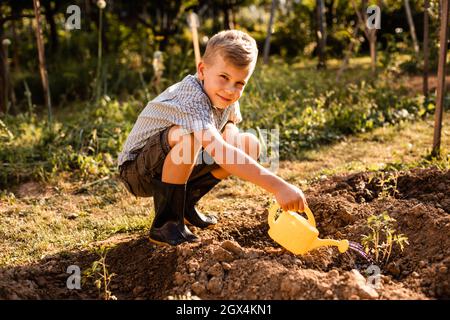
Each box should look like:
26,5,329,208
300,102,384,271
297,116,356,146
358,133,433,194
142,74,218,134
227,101,243,125
176,98,215,134
147,96,215,135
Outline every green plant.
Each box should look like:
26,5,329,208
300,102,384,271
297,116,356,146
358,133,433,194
83,245,117,300
370,171,400,199
240,59,424,159
0,119,14,141
361,211,409,264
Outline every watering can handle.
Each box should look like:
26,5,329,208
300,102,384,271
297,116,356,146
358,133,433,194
302,206,316,228
268,202,278,229
268,202,316,228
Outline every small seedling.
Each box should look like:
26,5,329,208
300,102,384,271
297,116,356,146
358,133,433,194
361,211,409,264
83,245,117,300
368,171,399,199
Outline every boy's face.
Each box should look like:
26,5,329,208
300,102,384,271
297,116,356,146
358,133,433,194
197,54,253,109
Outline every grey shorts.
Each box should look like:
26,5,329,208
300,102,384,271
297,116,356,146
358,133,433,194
118,126,219,197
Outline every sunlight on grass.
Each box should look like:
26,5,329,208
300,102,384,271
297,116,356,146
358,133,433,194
277,111,450,183
0,181,153,266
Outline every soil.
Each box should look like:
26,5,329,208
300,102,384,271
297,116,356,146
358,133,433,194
0,167,448,300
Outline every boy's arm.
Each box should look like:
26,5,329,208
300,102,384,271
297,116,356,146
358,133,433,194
194,127,307,212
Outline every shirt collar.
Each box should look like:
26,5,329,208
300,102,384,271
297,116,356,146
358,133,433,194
193,73,222,111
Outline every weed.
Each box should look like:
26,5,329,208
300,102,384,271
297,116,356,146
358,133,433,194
83,246,117,300
361,211,409,264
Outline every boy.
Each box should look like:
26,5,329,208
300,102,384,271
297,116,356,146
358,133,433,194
118,30,307,246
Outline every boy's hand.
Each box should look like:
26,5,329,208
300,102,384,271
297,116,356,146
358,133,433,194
275,183,308,212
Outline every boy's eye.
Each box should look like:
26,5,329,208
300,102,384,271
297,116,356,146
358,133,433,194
220,75,228,80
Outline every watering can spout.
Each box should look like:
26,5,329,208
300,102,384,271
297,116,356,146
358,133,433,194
310,238,350,253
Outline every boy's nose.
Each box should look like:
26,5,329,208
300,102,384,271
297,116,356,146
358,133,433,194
224,87,237,96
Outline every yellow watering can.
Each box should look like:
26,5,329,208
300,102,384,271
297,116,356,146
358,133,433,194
268,203,349,255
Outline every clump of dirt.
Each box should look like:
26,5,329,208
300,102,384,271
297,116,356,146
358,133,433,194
0,167,448,300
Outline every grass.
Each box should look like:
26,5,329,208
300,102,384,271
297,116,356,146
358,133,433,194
277,111,450,183
0,182,152,266
240,57,430,159
2,58,436,190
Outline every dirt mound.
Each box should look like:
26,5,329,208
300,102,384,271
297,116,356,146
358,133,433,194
0,167,448,300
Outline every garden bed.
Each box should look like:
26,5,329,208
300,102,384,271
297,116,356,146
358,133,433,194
0,167,448,299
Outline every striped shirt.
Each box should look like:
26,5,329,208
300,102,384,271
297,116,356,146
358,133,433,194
118,74,242,166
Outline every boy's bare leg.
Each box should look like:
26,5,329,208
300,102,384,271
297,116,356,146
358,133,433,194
162,126,202,184
210,124,261,180
161,124,260,183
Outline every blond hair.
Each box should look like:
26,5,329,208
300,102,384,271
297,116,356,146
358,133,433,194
202,30,258,68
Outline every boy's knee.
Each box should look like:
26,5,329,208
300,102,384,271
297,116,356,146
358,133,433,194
168,125,202,153
166,126,201,166
168,125,192,148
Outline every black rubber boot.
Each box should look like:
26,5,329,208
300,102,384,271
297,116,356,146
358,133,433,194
185,172,221,229
149,180,199,245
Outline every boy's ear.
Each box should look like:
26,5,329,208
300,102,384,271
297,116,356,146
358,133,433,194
197,60,205,80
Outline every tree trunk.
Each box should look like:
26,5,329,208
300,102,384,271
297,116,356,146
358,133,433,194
316,0,327,69
223,1,230,30
423,0,430,98
404,0,420,56
230,5,236,29
0,6,6,115
188,12,201,67
11,18,20,71
0,20,5,114
263,0,277,65
432,0,449,157
0,43,6,115
43,0,59,52
95,4,104,101
351,0,380,75
10,2,21,72
211,4,221,34
32,0,52,123
2,40,15,115
227,7,235,29
369,29,377,73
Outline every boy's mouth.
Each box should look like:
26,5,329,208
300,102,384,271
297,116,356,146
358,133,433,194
216,94,232,102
